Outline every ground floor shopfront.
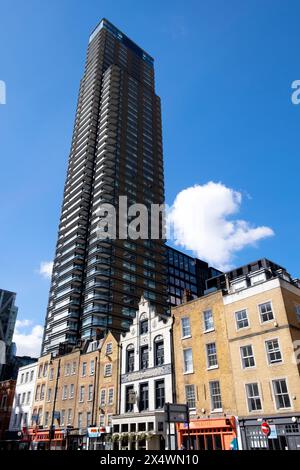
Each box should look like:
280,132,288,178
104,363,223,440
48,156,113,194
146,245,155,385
177,417,238,450
27,427,113,450
28,428,66,450
112,411,174,450
239,414,300,450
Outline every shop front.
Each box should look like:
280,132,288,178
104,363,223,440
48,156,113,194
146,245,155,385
28,428,66,450
239,414,300,450
0,429,31,450
176,416,237,450
112,412,168,450
66,428,88,450
87,426,113,450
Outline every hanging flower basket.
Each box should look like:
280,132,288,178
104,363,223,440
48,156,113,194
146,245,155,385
146,432,155,441
112,433,120,442
128,432,137,442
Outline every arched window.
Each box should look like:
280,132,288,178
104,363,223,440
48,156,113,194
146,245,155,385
126,344,135,373
139,314,148,335
154,335,164,366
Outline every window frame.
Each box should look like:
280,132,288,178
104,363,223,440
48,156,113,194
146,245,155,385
235,309,250,330
139,382,149,412
203,309,214,333
245,382,263,413
185,384,196,410
240,344,256,369
104,363,112,377
258,301,275,324
155,379,165,409
209,380,222,412
265,338,283,365
181,317,191,339
183,348,193,374
206,342,218,369
272,378,292,410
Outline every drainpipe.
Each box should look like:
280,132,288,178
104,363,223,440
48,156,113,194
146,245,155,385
91,355,98,426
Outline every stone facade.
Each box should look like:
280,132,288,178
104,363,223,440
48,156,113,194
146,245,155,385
112,297,174,450
9,362,38,431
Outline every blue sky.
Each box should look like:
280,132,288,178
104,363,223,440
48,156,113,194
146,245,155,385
0,0,299,353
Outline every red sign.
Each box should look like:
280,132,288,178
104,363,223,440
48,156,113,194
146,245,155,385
261,421,270,436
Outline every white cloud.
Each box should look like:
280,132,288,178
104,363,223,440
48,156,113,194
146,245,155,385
167,182,274,270
13,321,43,357
39,261,53,279
15,319,32,329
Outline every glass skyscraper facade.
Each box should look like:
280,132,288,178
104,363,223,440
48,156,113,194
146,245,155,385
0,289,18,380
166,246,222,307
42,19,167,355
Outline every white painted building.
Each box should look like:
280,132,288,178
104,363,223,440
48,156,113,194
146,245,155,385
9,362,38,431
112,297,174,450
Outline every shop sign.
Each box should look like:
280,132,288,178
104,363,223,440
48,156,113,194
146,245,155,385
268,425,277,439
88,427,101,438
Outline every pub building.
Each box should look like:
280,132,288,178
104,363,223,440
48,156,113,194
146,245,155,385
111,297,175,450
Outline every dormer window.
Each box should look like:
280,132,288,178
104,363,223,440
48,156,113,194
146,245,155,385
250,272,267,286
231,279,247,291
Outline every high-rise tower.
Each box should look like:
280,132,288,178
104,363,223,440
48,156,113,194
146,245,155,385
42,19,167,354
0,289,18,379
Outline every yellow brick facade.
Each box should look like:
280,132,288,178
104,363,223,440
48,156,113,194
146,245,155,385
224,278,300,417
97,332,120,429
30,333,119,435
172,277,300,421
172,291,237,418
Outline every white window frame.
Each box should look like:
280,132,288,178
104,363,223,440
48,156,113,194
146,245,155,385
79,385,85,403
240,344,256,369
104,363,112,377
258,301,275,324
185,384,196,410
206,342,218,369
245,382,263,413
235,309,249,330
181,317,191,338
183,348,193,374
272,378,292,410
108,387,114,405
209,380,222,412
81,362,87,377
88,384,93,401
106,342,113,355
265,338,283,365
203,309,214,333
90,360,95,376
62,385,68,400
100,389,106,406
